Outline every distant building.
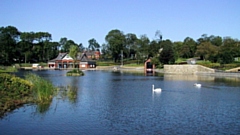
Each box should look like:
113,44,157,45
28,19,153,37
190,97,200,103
48,51,100,69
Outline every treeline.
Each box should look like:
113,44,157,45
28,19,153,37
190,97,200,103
103,30,240,65
1,26,240,66
0,26,88,65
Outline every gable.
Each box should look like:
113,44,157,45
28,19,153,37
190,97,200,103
62,54,73,60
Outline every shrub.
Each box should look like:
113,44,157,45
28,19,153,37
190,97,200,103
66,69,84,76
0,73,33,117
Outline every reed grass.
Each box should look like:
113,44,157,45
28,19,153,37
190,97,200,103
25,73,56,103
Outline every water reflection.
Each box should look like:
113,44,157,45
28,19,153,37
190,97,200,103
1,70,240,135
36,102,51,114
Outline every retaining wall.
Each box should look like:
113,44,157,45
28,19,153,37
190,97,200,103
164,65,215,74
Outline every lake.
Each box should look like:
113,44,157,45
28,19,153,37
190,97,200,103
1,70,240,135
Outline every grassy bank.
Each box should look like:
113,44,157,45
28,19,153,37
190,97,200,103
0,66,18,73
0,73,33,117
0,73,57,117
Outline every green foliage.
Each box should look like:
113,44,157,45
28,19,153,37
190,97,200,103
66,69,84,76
1,25,240,67
0,73,33,117
159,40,175,64
25,73,56,103
88,38,100,51
197,61,240,70
195,41,219,61
0,66,18,73
105,29,126,62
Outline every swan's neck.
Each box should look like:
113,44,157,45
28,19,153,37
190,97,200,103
152,85,154,90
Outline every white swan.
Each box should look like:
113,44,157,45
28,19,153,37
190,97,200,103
152,84,162,92
194,83,201,87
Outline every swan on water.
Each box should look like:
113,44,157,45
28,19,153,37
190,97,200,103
194,83,201,87
152,84,162,92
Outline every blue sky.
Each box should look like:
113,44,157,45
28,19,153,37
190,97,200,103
1,0,239,47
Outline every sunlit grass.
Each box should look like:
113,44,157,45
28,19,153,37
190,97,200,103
0,66,18,73
25,73,56,103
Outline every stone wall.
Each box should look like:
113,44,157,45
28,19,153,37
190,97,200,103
164,65,215,74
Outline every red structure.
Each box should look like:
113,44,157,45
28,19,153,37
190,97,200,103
144,58,155,75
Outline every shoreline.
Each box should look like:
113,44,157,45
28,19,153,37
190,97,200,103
19,66,240,78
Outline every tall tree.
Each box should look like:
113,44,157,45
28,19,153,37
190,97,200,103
217,37,239,64
69,45,79,68
59,37,68,52
195,41,218,61
209,35,222,46
159,39,175,64
181,37,196,58
105,29,126,62
0,26,20,65
125,33,138,58
173,41,183,60
78,43,85,52
88,38,100,51
20,32,35,63
136,34,150,61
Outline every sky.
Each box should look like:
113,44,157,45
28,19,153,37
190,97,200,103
1,0,239,47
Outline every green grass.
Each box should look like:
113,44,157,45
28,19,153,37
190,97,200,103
123,63,144,67
0,66,18,73
175,58,188,63
25,73,56,103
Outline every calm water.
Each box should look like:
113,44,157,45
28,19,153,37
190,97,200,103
1,70,240,135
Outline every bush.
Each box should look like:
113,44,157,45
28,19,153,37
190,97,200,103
0,73,32,94
66,69,84,76
0,73,33,117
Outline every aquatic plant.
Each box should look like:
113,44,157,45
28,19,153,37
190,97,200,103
25,73,57,103
66,69,84,76
56,85,78,103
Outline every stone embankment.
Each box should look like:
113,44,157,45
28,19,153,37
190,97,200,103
163,65,240,78
164,65,215,74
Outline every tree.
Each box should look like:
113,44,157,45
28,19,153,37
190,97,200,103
20,32,35,63
59,37,68,52
159,39,175,64
149,40,161,58
101,43,110,60
69,45,79,68
0,26,20,65
181,37,196,58
155,30,163,43
195,41,218,61
78,43,85,52
125,33,138,58
209,35,222,46
46,41,60,61
32,32,52,62
136,34,150,62
217,37,239,64
105,29,126,62
173,41,183,60
88,38,100,51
